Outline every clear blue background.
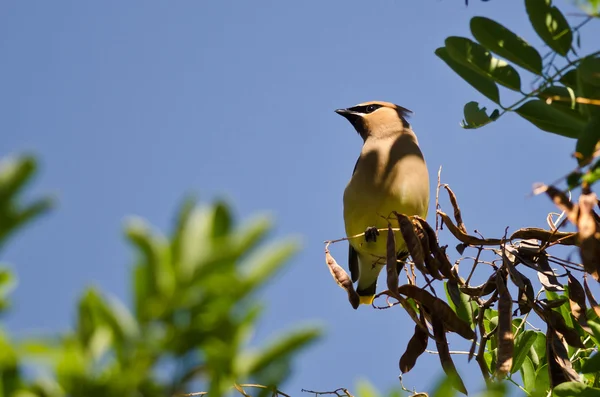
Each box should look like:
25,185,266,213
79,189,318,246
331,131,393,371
2,1,599,395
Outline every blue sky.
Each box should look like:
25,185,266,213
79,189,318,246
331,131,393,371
2,1,599,395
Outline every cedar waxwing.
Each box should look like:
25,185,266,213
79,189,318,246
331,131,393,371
336,101,430,308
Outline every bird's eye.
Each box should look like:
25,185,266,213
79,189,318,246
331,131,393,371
365,105,379,113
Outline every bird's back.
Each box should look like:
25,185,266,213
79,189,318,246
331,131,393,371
343,132,429,258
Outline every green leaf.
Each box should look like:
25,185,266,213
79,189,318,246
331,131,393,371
431,374,457,397
583,160,600,186
537,86,583,115
241,327,321,376
515,100,586,138
521,356,536,392
581,352,600,373
171,194,197,265
460,101,500,129
579,56,600,87
125,217,174,300
242,238,300,295
525,0,573,57
212,200,232,240
553,382,600,396
470,16,543,75
529,331,547,368
445,36,522,92
356,380,380,397
535,364,550,394
561,69,578,89
444,280,473,325
576,116,600,166
547,289,574,328
0,267,16,297
577,56,600,118
435,47,501,104
100,294,140,345
0,155,36,204
512,330,538,373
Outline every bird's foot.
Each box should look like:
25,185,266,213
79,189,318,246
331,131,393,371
364,226,379,243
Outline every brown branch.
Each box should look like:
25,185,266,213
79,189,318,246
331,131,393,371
178,384,292,397
301,388,354,397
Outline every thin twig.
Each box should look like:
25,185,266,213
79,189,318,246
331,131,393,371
301,388,354,397
436,165,442,237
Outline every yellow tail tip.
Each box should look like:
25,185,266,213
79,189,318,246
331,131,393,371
359,295,375,305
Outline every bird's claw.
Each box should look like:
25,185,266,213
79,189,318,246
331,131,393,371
364,226,379,242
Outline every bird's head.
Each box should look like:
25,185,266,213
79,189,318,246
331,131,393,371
335,101,413,141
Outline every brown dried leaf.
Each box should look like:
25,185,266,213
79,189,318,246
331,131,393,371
502,246,525,290
584,276,600,318
541,185,579,224
431,313,468,395
567,272,592,334
495,271,514,378
510,228,578,246
386,224,399,295
544,309,585,348
414,220,443,280
398,284,475,340
437,210,502,246
444,184,467,234
460,273,497,297
546,329,580,388
518,272,535,315
541,297,569,309
395,212,427,276
325,249,360,309
414,216,454,279
434,247,455,280
399,309,428,373
537,254,564,292
578,192,600,281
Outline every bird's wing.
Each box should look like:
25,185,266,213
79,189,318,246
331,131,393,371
348,244,359,282
347,155,361,282
351,155,360,175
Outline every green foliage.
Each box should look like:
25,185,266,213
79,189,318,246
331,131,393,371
438,0,600,188
0,155,54,252
0,154,320,397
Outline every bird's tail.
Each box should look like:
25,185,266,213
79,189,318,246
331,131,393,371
356,282,377,306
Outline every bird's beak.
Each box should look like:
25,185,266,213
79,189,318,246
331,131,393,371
335,108,351,116
335,108,360,123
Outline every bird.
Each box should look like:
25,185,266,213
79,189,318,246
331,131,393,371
335,101,430,308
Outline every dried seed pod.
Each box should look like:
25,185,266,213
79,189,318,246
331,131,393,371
502,247,525,290
325,249,360,309
510,228,578,246
459,273,497,297
495,271,513,378
413,219,443,280
539,297,569,309
437,210,502,246
431,313,468,395
546,329,580,388
443,184,467,234
399,308,428,373
386,224,399,294
541,185,579,224
544,309,585,348
414,216,454,279
578,191,600,281
567,272,592,334
537,254,564,292
394,212,427,276
583,276,600,318
398,284,475,340
517,271,535,315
